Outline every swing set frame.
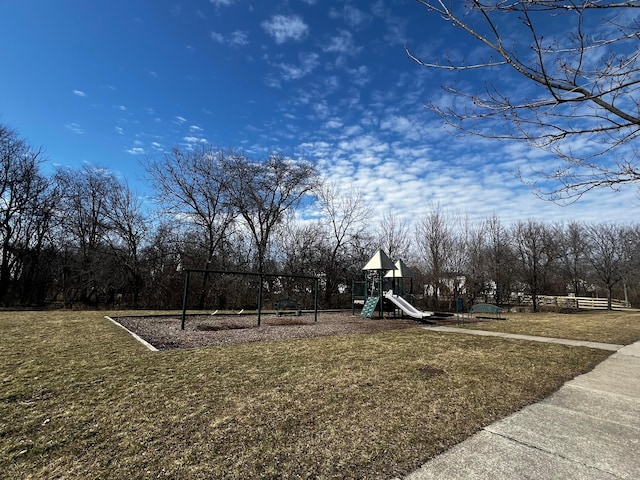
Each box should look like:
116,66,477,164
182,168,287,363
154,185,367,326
180,268,320,330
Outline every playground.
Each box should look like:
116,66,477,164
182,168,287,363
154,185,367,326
113,249,488,351
6,250,632,478
114,311,418,350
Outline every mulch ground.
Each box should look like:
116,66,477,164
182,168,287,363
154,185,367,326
113,311,440,350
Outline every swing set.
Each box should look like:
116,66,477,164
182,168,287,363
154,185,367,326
180,268,320,330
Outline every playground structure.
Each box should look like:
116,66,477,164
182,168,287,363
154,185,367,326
358,249,433,319
383,290,433,319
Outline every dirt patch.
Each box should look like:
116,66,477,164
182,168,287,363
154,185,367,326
418,365,446,377
113,311,422,350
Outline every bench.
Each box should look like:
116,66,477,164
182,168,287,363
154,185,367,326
469,303,502,319
273,299,302,316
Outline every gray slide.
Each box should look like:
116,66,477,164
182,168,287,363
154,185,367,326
384,290,433,319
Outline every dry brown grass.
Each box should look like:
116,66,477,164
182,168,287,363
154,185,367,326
463,309,640,345
1,310,615,479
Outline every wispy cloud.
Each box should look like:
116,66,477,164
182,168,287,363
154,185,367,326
65,123,84,134
347,65,370,86
229,30,249,46
264,76,282,89
126,141,145,155
379,114,424,141
274,53,320,81
211,30,249,46
329,5,370,28
371,0,385,18
324,118,343,129
183,136,208,144
114,126,124,135
174,116,187,124
384,16,408,45
73,90,87,97
210,0,234,6
262,15,308,44
322,30,360,55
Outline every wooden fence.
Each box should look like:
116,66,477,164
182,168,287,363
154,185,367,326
525,295,631,310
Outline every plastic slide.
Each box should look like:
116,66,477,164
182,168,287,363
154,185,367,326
383,290,433,319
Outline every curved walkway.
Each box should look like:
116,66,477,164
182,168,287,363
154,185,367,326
422,325,623,351
401,328,640,479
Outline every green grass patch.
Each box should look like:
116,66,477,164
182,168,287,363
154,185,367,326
463,310,640,345
1,311,612,479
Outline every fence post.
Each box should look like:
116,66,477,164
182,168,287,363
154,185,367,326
257,274,263,326
181,270,190,330
314,278,318,323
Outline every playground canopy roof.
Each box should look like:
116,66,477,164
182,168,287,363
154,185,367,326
362,249,395,271
384,259,413,278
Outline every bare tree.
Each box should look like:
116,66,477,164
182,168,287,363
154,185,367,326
512,219,560,311
447,215,477,307
223,153,318,272
409,1,640,200
462,220,488,305
275,221,326,275
624,224,640,305
315,182,373,305
480,215,515,305
415,204,457,308
54,165,119,306
556,222,590,296
268,220,327,307
0,124,57,305
585,222,636,309
144,147,236,271
104,181,149,307
377,211,412,262
139,221,184,308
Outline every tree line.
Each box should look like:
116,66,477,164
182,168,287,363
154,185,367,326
1,122,638,311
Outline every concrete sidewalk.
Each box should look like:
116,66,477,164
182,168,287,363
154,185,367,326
402,331,640,479
423,326,624,351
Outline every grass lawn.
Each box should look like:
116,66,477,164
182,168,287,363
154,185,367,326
0,310,620,479
462,309,640,345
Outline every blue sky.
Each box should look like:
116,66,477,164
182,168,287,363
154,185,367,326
0,0,635,226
